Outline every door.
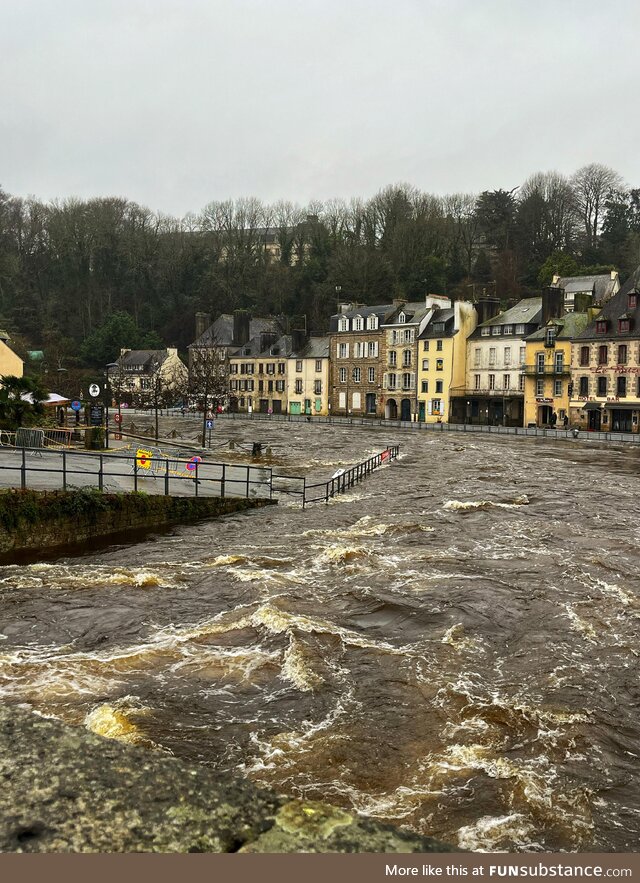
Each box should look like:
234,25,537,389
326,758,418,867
588,409,601,431
259,399,269,413
386,399,398,420
366,393,376,414
538,405,552,426
304,398,311,414
418,401,425,422
400,399,412,421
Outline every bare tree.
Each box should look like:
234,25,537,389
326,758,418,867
188,345,228,447
571,163,624,250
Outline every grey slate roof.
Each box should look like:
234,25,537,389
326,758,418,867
480,297,543,328
526,311,592,341
419,309,455,339
574,266,640,341
231,334,294,359
113,350,168,373
329,304,396,331
552,274,617,302
295,336,330,359
190,314,281,348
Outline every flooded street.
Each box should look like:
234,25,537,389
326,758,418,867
1,420,639,852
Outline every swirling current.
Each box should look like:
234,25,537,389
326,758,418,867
1,419,639,852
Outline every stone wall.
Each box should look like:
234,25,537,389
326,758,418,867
0,489,274,557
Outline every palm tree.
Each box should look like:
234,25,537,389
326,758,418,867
0,375,48,430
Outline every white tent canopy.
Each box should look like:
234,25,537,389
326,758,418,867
20,392,71,405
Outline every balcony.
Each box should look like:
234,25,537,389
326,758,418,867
522,364,571,376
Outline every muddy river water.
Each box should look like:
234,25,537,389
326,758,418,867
1,420,639,852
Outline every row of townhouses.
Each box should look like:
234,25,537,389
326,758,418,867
113,265,640,434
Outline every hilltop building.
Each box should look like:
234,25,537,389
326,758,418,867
551,271,619,313
108,347,188,402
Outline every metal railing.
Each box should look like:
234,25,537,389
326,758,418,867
272,445,400,508
0,447,273,499
522,365,571,376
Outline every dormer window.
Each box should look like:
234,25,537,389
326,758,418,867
491,325,500,335
338,317,349,332
596,319,607,334
434,323,445,333
619,315,630,334
367,314,378,330
481,327,490,336
629,292,638,311
398,312,406,323
353,316,364,331
503,325,513,335
545,327,557,347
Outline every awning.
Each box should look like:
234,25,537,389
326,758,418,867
582,402,602,411
604,402,639,410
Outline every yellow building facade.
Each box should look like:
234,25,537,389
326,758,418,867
0,333,24,380
417,301,477,423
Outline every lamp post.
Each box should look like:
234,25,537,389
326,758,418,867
105,363,119,450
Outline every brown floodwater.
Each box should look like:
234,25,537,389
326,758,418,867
1,419,639,852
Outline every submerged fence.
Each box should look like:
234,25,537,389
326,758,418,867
272,445,400,508
0,447,273,500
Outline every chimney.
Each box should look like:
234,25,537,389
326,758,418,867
541,287,564,326
167,347,178,357
573,291,593,313
475,297,501,325
611,270,618,281
552,274,561,286
425,294,451,310
120,348,131,356
233,310,251,346
195,312,211,340
259,331,278,352
291,328,308,353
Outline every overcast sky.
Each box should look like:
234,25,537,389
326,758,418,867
2,0,639,217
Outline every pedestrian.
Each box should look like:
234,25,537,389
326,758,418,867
563,414,568,429
550,411,557,427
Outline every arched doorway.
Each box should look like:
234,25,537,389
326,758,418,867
400,398,412,421
385,398,398,420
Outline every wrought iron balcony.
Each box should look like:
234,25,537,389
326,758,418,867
522,364,571,376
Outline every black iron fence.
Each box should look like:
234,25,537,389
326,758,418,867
272,445,400,508
0,447,273,499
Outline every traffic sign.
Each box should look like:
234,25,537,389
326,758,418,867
186,456,202,472
113,433,122,441
114,413,122,424
89,383,100,397
205,419,214,429
71,400,82,412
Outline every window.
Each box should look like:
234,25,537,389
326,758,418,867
618,345,628,365
258,363,264,374
403,349,412,367
554,353,564,372
519,375,525,391
598,345,608,365
315,359,322,372
489,374,495,390
579,376,589,396
230,364,238,374
434,322,445,333
398,312,406,324
296,360,303,372
516,324,525,335
617,376,627,398
474,348,480,367
367,341,378,357
519,347,526,365
338,317,349,332
387,373,397,389
354,317,363,331
629,293,638,311
352,392,361,409
596,320,607,334
423,340,429,351
597,376,607,396
338,343,349,359
435,380,443,393
402,372,413,389
503,325,513,335
421,380,428,393
404,329,413,343
580,346,590,366
545,328,556,347
481,327,490,336
389,350,397,367
489,347,496,365
268,380,273,392
276,380,285,392
278,362,286,374
354,342,365,359
367,315,378,330
339,368,347,383
294,379,303,394
352,367,361,382
422,359,429,371
474,374,481,390
554,380,562,397
492,326,500,336
314,380,322,395
258,380,264,392
436,340,443,351
619,318,630,333
536,380,544,396
503,374,510,390
436,359,444,371
368,367,375,383
247,380,255,392
504,347,511,365
536,353,545,372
